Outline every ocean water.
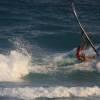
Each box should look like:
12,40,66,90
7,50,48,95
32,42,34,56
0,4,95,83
0,0,100,100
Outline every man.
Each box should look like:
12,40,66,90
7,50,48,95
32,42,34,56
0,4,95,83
76,45,95,62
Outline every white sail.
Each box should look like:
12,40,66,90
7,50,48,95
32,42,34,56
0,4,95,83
72,2,99,56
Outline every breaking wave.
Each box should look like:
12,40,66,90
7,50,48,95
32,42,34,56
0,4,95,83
0,86,100,99
0,41,99,82
0,50,32,82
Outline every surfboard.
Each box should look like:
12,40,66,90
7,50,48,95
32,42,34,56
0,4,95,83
72,2,99,56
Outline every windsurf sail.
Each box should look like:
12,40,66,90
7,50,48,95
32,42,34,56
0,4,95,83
72,2,99,56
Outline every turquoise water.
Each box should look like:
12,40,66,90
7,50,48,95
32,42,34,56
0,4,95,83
0,0,100,99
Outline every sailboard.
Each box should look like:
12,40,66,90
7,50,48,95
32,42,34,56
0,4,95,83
72,2,99,56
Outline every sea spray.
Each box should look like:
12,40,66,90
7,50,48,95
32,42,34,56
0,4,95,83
0,50,32,81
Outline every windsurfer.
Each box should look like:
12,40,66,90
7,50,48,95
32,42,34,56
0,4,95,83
76,45,95,61
72,2,98,61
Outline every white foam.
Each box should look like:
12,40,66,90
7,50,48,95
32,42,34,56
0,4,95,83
0,43,99,81
50,46,100,73
0,50,32,81
0,86,100,99
31,49,100,74
66,56,100,72
30,63,56,73
0,49,58,81
0,47,59,81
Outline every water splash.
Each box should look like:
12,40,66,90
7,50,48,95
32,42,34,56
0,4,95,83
0,38,99,81
0,50,32,81
0,86,100,99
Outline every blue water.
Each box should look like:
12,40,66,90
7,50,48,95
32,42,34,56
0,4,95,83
0,0,100,99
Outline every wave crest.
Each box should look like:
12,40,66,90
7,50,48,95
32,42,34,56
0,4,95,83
0,50,31,81
0,86,100,99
